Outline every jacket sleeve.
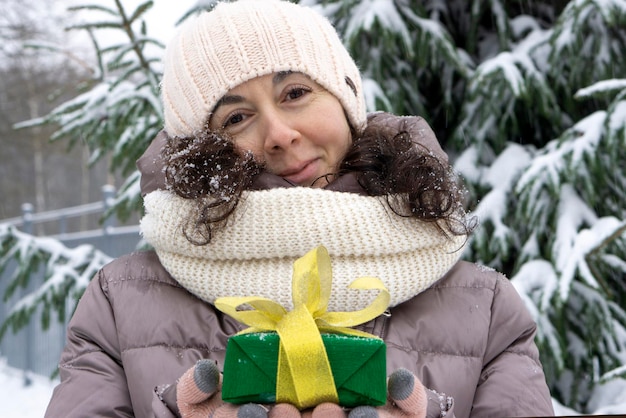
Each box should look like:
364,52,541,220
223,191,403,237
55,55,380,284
44,269,134,418
470,274,554,418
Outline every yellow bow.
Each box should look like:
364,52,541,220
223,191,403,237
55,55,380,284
214,245,390,409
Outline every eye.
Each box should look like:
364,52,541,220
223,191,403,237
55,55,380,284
284,85,311,101
222,112,246,128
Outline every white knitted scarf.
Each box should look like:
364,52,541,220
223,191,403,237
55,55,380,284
141,187,466,312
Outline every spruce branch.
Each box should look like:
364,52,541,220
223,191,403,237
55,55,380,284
113,0,154,80
0,224,111,341
585,223,626,299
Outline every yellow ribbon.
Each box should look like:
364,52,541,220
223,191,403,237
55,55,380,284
214,246,390,409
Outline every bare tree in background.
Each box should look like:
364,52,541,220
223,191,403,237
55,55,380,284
0,0,108,223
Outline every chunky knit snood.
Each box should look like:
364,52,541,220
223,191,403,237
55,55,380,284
141,187,466,312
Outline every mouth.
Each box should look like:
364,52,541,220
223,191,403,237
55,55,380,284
279,159,321,186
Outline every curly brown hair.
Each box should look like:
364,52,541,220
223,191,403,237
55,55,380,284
163,128,261,244
163,121,474,245
339,122,474,237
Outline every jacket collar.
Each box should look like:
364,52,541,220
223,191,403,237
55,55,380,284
250,171,368,195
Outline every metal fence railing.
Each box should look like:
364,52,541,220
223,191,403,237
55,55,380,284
0,185,142,380
2,184,120,235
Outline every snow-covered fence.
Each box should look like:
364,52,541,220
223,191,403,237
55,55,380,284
4,185,118,236
0,186,142,379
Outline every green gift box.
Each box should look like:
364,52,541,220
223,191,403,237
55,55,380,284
221,332,387,407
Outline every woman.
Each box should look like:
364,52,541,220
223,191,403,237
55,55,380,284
44,1,554,417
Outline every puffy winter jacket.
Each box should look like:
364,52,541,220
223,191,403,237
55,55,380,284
44,251,553,418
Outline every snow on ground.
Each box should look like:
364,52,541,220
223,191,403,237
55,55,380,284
0,359,57,418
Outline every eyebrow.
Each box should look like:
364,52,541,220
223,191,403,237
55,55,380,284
272,70,293,84
211,71,296,115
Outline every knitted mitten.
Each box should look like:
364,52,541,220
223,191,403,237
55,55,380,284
347,369,428,418
177,363,426,418
299,403,346,418
270,369,427,418
176,359,224,418
176,359,270,418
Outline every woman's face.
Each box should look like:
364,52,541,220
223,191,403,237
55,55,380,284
209,72,352,187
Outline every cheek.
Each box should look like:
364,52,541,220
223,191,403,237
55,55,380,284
335,128,352,163
325,118,351,157
233,136,263,158
309,102,351,150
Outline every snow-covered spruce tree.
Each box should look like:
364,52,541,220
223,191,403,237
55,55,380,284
451,1,626,411
0,224,112,339
310,0,626,412
1,0,165,342
1,0,625,412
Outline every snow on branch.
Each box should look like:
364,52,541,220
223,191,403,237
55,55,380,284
554,188,626,299
511,259,562,366
516,111,606,198
575,79,626,99
474,52,526,96
470,143,532,252
608,100,626,132
0,224,111,339
345,0,411,49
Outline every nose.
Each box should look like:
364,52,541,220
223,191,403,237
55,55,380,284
262,112,299,153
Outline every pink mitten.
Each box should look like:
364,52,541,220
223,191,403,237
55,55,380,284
348,369,427,418
177,363,426,418
176,359,270,418
176,359,276,418
176,359,224,418
303,403,346,418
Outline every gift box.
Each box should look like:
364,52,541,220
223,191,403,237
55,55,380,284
221,332,387,407
215,246,391,410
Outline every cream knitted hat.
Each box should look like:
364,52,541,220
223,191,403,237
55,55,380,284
161,0,367,138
